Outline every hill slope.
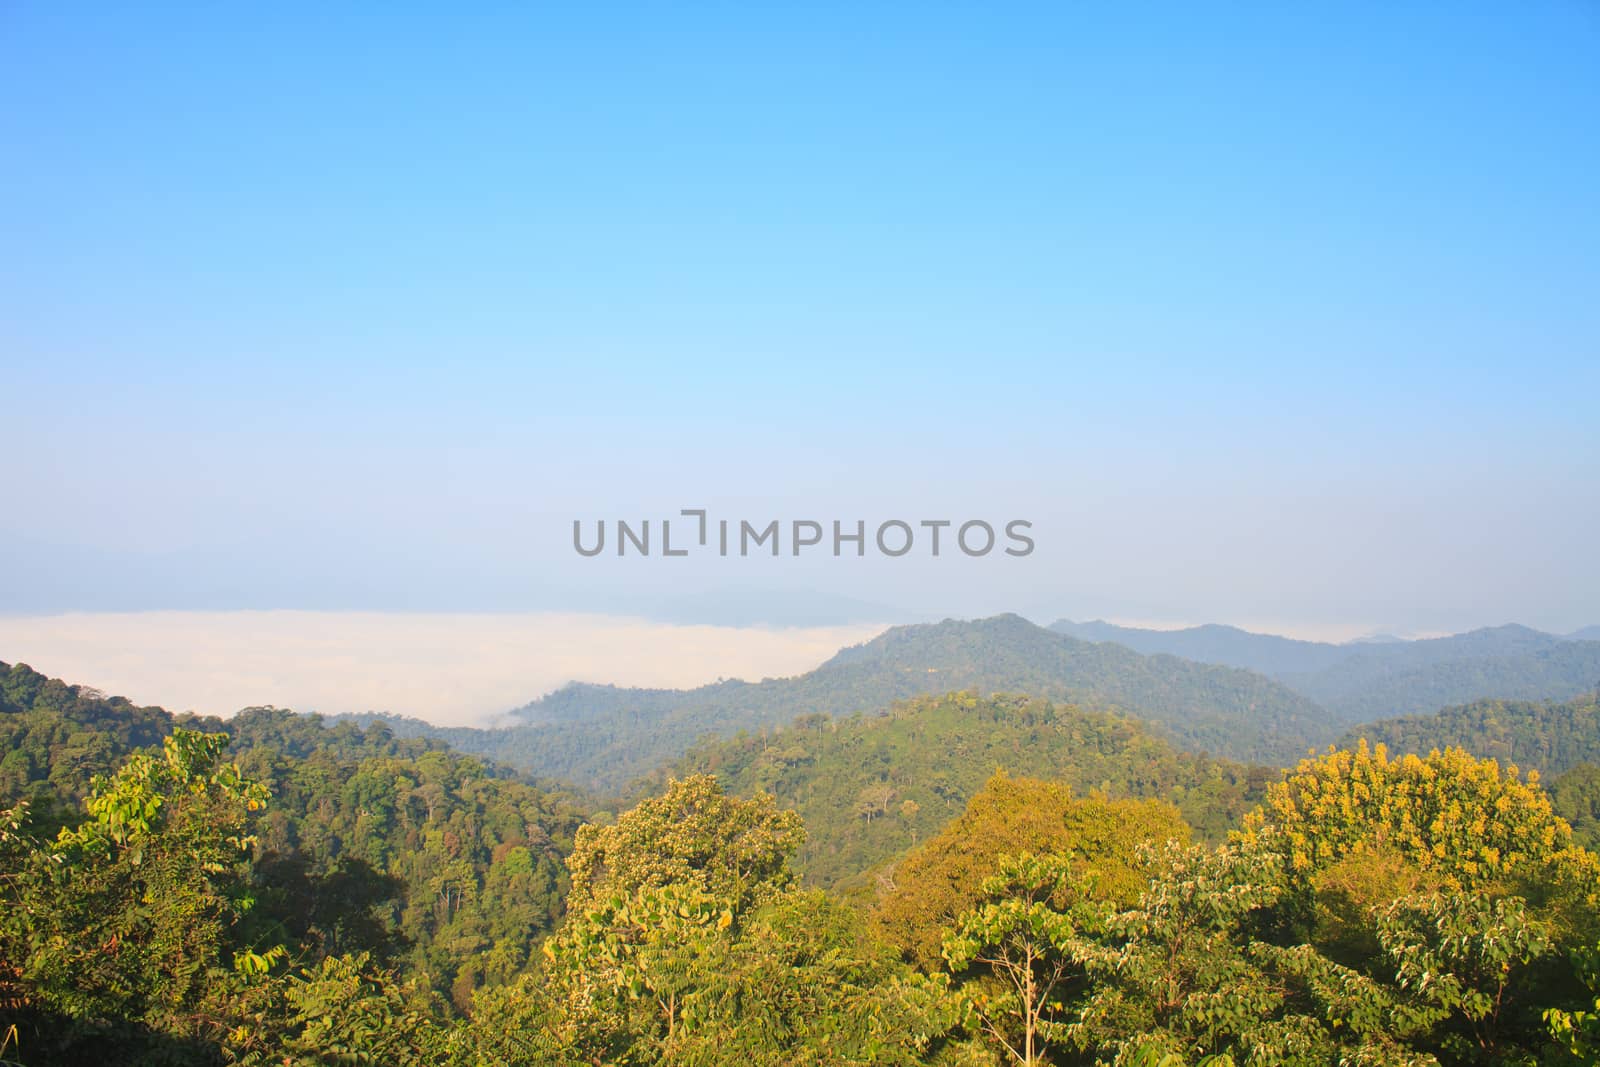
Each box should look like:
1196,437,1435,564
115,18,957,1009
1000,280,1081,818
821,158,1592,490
1338,693,1600,776
381,614,1332,790
671,690,1274,888
1,660,590,1009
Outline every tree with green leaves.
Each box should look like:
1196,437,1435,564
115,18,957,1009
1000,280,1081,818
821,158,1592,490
565,773,804,913
1545,941,1600,1063
467,777,968,1066
273,951,453,1067
0,729,274,1059
943,852,1099,1066
1549,763,1600,851
1062,836,1334,1065
1374,892,1554,1064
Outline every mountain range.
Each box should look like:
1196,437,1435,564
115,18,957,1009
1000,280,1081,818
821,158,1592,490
363,614,1600,793
1051,618,1600,723
373,614,1335,789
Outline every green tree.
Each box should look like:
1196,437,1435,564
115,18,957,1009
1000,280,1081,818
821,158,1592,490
565,774,803,913
1545,941,1600,1063
276,951,452,1067
943,852,1097,1066
471,777,964,1066
1375,892,1554,1064
1549,763,1600,851
1,729,273,1057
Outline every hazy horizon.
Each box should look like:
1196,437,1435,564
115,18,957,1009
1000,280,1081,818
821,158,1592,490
3,608,1588,727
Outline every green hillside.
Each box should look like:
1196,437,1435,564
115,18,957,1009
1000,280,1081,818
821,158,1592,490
1338,693,1600,776
380,614,1333,790
0,660,590,1027
1053,620,1600,727
669,690,1275,889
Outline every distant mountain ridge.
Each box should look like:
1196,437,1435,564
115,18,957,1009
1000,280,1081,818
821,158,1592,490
1050,618,1600,724
1048,619,1355,676
375,614,1333,790
1277,625,1600,722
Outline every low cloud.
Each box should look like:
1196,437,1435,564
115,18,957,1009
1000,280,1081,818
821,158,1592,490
0,611,888,727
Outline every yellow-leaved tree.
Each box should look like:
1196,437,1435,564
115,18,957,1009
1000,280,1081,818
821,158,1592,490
1241,741,1600,944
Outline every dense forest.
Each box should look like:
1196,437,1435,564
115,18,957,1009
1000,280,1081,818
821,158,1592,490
1338,695,1600,777
373,615,1334,789
1336,690,1600,853
5,658,1600,1065
0,660,592,1033
1549,764,1600,851
669,691,1273,889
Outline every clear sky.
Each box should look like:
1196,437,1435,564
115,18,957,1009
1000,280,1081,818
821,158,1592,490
5,3,1598,635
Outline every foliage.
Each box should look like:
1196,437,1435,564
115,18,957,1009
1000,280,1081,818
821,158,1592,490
565,773,803,913
1544,941,1600,1063
1341,695,1600,778
0,664,591,1015
678,692,1268,890
878,772,1189,966
230,707,588,1009
943,853,1099,1066
0,660,213,835
274,951,452,1066
467,814,967,1066
1060,836,1354,1066
0,729,271,1061
1547,763,1600,851
1374,892,1553,1063
1241,742,1600,917
6,656,1600,1067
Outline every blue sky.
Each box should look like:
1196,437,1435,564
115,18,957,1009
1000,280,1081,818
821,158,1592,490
4,3,1598,634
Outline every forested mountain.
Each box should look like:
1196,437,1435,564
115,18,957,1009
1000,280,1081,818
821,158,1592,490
1049,618,1355,676
0,660,591,1046
1,660,194,832
1568,625,1600,642
1338,694,1600,777
376,615,1331,790
1053,619,1600,725
668,691,1274,889
1281,627,1600,722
